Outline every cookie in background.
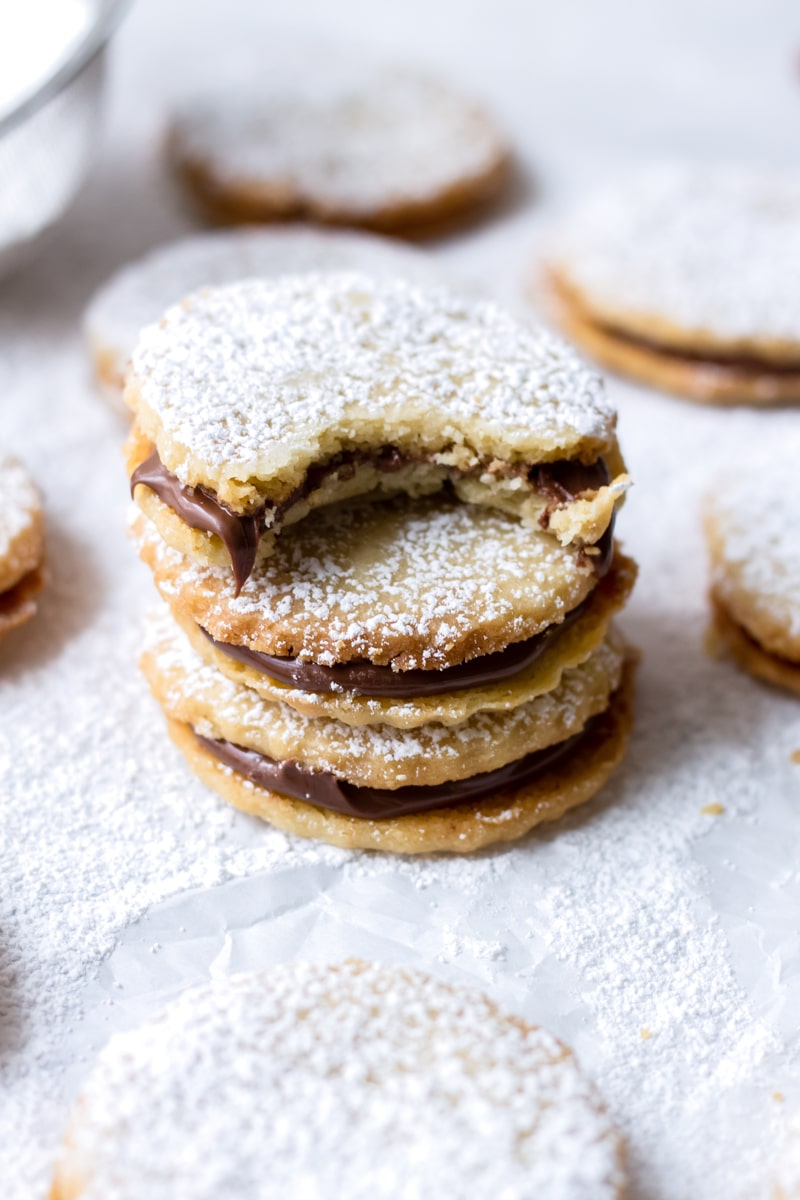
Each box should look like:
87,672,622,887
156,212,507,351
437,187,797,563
167,58,511,238
49,960,628,1200
542,165,800,406
705,453,800,695
0,450,44,644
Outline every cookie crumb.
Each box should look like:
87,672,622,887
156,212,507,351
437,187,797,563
790,750,800,764
700,803,725,816
773,1091,785,1102
640,1028,651,1041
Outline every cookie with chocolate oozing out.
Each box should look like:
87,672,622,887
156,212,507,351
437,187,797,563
0,451,44,643
142,597,626,809
125,273,629,593
167,63,511,238
49,961,628,1199
705,455,800,695
130,491,612,678
84,225,443,405
164,546,637,731
543,165,800,406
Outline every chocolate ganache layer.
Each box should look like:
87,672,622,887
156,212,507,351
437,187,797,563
131,447,612,593
195,722,591,819
199,593,591,697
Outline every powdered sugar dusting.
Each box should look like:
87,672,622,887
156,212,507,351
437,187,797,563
172,64,505,214
706,451,800,645
136,494,593,666
143,601,624,779
551,165,800,345
0,450,39,559
84,226,442,387
58,962,625,1200
131,273,614,490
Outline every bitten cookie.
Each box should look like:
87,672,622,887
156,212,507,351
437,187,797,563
544,165,800,405
168,64,510,237
0,451,44,641
126,273,629,591
49,960,628,1200
705,455,800,694
84,225,440,400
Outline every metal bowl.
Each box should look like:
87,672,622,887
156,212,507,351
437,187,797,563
0,0,129,279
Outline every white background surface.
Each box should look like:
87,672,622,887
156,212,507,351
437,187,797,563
3,1,800,1197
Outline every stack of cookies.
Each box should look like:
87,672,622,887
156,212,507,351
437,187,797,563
125,273,636,853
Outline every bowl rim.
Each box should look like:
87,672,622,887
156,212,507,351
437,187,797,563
0,0,131,138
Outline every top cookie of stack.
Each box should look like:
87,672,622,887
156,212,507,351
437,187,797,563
127,273,636,854
126,273,628,590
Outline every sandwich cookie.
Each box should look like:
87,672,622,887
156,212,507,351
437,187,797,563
0,451,44,642
705,455,800,694
140,600,634,854
126,273,629,593
49,960,628,1200
545,165,800,405
84,225,440,401
168,65,510,237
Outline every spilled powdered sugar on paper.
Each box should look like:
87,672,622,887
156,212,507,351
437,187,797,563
56,962,624,1200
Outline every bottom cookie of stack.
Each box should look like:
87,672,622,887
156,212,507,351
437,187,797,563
142,605,636,854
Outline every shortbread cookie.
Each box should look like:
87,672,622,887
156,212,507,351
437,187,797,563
705,457,800,692
169,66,510,237
131,493,606,672
163,656,634,853
168,549,637,730
50,961,628,1199
0,451,44,641
126,273,629,588
142,601,626,790
84,225,438,398
545,165,800,404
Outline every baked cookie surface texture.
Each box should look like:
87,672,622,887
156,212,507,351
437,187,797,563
169,64,510,236
0,450,44,641
705,455,800,694
49,960,628,1200
84,225,439,399
127,274,636,852
546,165,800,404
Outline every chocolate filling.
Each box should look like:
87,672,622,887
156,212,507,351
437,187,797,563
130,452,261,594
199,593,591,697
584,311,800,374
131,448,612,593
195,722,591,819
